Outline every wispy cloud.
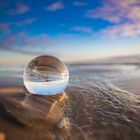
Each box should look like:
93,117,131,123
0,32,48,53
71,26,93,33
103,22,140,37
73,1,88,7
0,22,11,34
45,1,64,12
85,0,140,37
15,18,36,26
7,3,30,15
0,18,36,34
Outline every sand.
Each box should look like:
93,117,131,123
0,132,5,140
0,64,140,140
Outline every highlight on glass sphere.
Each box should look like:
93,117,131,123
23,55,69,95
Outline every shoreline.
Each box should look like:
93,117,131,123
0,64,140,140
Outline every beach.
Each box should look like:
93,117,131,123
0,64,140,140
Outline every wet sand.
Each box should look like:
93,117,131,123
0,64,140,140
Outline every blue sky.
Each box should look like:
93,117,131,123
0,0,140,64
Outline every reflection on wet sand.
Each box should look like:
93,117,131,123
0,132,5,140
0,81,140,140
0,88,70,140
0,88,66,127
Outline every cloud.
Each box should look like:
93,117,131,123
103,22,140,37
22,34,48,47
0,33,48,53
0,34,16,50
45,1,64,12
7,3,30,15
0,18,36,34
0,22,11,34
15,18,36,26
71,26,93,33
73,1,88,7
85,0,140,37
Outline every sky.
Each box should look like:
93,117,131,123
0,0,140,64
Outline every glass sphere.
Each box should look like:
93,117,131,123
23,55,69,95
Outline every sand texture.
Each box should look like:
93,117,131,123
0,81,140,140
0,64,140,140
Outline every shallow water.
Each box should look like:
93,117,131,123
0,64,140,93
70,64,139,80
69,64,140,94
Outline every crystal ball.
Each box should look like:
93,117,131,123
23,55,69,95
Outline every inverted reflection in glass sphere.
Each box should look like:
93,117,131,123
23,55,69,95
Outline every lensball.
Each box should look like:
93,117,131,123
23,55,69,95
